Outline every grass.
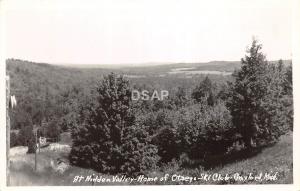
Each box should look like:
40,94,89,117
212,133,293,184
8,133,292,186
147,132,293,185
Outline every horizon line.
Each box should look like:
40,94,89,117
6,58,292,68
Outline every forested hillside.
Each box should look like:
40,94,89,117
7,58,236,134
7,59,102,146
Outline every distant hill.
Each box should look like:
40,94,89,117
60,61,241,71
7,59,292,96
57,59,292,75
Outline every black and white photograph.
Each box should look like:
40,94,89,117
0,0,299,189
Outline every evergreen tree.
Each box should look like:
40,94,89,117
70,73,158,174
192,76,216,106
173,87,188,108
228,39,268,148
228,39,290,148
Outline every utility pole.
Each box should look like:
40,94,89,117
35,130,37,171
39,135,41,153
6,75,10,186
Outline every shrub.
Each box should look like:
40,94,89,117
45,118,61,141
10,132,20,147
120,124,159,175
18,125,36,153
174,101,234,159
152,126,179,163
137,109,172,136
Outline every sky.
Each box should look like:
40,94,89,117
3,0,293,65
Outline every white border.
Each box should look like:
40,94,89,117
0,0,299,190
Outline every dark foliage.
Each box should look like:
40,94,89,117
227,39,292,148
10,132,20,147
152,126,180,163
69,73,158,174
18,125,35,153
192,76,216,106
